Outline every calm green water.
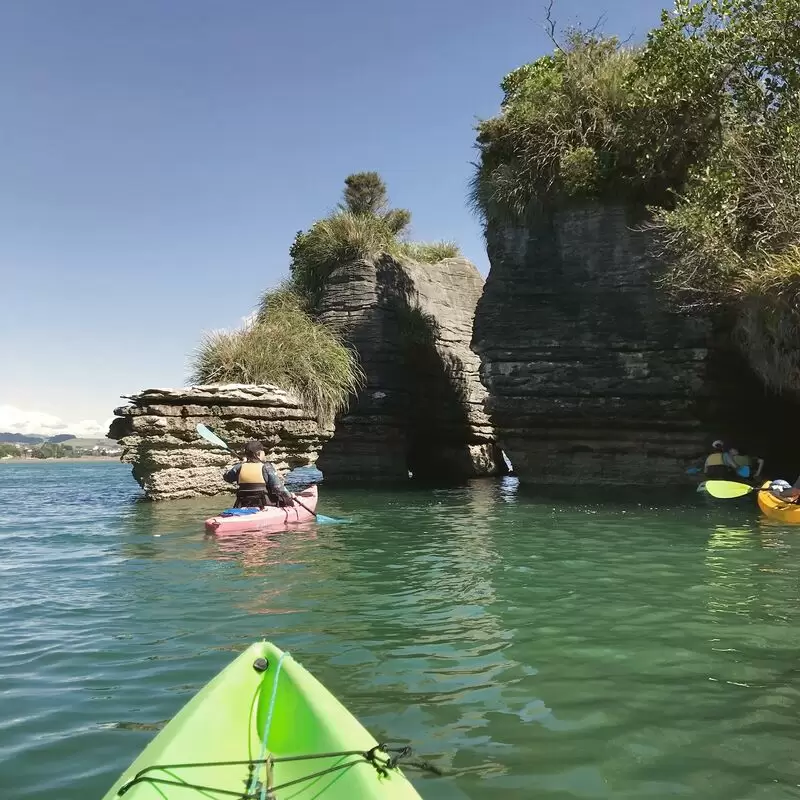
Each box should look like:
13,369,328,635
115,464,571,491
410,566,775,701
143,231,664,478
1,462,799,799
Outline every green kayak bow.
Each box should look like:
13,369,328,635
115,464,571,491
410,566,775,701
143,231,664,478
103,642,424,799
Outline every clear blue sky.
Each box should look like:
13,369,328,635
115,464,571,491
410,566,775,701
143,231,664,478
0,0,667,434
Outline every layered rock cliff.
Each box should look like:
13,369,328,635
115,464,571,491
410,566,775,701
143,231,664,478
472,204,714,485
108,385,331,500
317,254,503,480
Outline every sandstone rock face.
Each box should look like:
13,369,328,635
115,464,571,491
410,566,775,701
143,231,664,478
108,385,332,500
317,255,503,480
472,204,714,485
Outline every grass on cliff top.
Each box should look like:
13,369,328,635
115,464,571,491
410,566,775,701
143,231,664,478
469,22,724,223
470,32,644,222
290,173,460,313
189,289,365,423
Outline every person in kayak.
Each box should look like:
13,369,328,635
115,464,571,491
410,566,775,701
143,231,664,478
703,440,764,480
704,440,738,479
769,476,800,502
729,447,764,480
223,440,295,509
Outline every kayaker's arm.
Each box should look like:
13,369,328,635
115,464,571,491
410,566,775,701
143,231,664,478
754,457,765,478
263,463,294,505
223,463,242,484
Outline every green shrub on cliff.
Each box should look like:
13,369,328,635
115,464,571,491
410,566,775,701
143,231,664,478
188,171,460,421
397,241,459,263
648,0,800,391
290,172,460,313
190,289,364,423
474,0,800,393
472,31,658,220
289,212,399,313
470,19,729,222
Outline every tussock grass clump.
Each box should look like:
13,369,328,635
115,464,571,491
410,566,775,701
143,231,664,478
188,170,462,420
470,17,726,222
291,173,461,313
396,240,460,263
470,32,647,222
190,289,364,423
289,212,399,313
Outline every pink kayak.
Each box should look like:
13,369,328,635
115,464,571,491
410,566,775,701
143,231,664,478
204,485,318,535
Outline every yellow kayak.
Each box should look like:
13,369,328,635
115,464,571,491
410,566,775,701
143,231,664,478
757,481,800,524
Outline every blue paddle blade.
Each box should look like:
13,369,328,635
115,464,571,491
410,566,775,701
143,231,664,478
737,465,750,478
315,514,350,524
686,466,701,475
196,423,231,451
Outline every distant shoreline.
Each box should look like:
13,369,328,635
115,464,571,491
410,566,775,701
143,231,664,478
0,457,122,464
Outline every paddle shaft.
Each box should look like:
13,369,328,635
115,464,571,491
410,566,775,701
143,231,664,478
202,430,317,519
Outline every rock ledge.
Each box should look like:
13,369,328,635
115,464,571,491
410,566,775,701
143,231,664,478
109,384,332,500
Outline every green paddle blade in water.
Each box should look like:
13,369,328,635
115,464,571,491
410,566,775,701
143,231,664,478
102,642,423,799
704,480,754,499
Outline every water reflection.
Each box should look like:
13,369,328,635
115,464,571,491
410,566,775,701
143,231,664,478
207,526,318,570
122,496,225,538
498,475,520,504
705,524,765,617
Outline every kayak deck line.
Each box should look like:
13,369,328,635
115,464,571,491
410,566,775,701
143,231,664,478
117,744,434,798
104,643,436,799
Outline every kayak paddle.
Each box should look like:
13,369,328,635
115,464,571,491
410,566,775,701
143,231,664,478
195,423,343,523
703,480,772,499
196,423,238,454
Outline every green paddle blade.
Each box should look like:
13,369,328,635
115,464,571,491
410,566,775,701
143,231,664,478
196,423,232,451
704,480,754,499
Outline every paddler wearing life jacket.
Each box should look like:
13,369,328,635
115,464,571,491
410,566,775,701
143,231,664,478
703,440,737,479
223,440,295,509
703,439,764,480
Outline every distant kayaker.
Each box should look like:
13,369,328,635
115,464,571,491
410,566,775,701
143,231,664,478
729,447,764,480
703,440,764,480
223,440,295,509
704,440,737,479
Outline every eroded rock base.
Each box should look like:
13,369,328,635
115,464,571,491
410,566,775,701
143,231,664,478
109,385,332,500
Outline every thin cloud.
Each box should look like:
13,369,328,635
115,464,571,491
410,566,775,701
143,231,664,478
0,404,112,438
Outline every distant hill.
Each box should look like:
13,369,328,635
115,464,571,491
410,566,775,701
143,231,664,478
60,437,117,450
0,432,109,447
0,432,45,444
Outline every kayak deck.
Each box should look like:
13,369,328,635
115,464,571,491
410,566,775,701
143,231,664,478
102,641,422,799
205,485,318,534
757,480,800,523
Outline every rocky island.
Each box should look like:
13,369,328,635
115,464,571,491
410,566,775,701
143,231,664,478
110,174,503,498
109,385,331,501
